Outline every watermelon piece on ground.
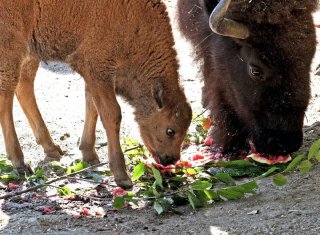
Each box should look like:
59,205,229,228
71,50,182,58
246,153,292,165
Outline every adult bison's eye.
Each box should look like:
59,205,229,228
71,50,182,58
249,65,261,77
166,128,175,137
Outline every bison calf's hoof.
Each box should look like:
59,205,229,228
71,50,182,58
81,150,100,165
16,163,33,176
44,145,64,161
85,158,101,166
115,178,133,190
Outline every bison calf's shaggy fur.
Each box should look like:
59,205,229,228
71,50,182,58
0,0,192,189
178,0,317,158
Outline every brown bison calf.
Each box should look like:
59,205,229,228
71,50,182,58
0,0,192,189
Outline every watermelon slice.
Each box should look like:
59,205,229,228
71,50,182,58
246,153,292,165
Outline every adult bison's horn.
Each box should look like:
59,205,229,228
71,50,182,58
209,0,249,39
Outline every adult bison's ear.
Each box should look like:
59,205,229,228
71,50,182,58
152,79,164,109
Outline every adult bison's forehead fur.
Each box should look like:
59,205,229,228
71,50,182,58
228,0,318,24
212,0,318,69
178,0,317,157
239,3,317,67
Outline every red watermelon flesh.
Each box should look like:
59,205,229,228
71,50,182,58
246,153,292,165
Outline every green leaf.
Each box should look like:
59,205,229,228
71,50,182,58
316,151,320,163
215,160,253,168
50,161,63,167
74,161,88,172
154,201,164,215
142,188,156,197
284,155,304,172
0,160,14,173
308,139,320,160
204,190,220,201
113,196,125,208
152,167,163,188
126,191,135,197
273,174,288,186
194,191,209,207
191,180,212,190
0,174,19,180
66,161,87,174
236,181,258,194
58,186,74,197
298,160,313,173
187,192,201,209
132,162,145,181
123,137,140,146
170,176,187,183
258,167,280,179
207,166,264,177
50,161,66,173
186,168,197,175
66,166,73,174
152,187,161,198
217,188,244,200
188,192,196,210
215,173,235,185
35,168,45,178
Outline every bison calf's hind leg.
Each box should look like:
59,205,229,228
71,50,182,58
87,82,132,189
15,56,63,161
79,85,100,165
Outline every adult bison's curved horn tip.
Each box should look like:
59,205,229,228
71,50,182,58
209,0,250,39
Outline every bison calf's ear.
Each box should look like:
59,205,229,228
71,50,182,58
152,79,164,109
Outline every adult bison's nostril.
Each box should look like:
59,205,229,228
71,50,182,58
159,155,180,166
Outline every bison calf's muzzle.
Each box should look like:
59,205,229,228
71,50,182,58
158,155,180,166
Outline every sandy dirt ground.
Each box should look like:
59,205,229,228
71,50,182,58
0,1,320,234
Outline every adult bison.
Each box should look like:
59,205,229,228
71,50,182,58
0,0,192,189
178,0,317,159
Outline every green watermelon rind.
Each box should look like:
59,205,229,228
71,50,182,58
247,153,292,165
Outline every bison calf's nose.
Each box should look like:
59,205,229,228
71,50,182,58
254,130,303,155
159,155,180,166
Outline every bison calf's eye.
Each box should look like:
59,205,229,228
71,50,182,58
166,128,176,137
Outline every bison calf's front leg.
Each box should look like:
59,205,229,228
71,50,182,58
89,85,132,189
0,92,32,175
104,113,132,190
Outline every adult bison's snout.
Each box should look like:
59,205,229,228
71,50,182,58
251,129,303,155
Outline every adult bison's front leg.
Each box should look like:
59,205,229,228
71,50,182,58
86,81,132,189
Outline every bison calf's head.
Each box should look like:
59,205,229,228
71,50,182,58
136,81,192,166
